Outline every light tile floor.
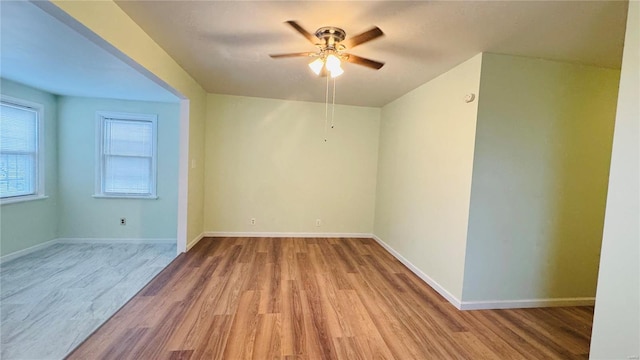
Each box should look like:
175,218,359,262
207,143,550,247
0,242,176,360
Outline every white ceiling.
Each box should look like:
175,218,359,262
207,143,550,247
0,1,628,108
115,0,628,107
0,1,178,103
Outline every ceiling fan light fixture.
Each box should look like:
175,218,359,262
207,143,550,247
325,54,344,78
330,65,344,78
308,58,324,75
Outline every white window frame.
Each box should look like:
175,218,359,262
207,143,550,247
94,111,158,199
0,95,46,205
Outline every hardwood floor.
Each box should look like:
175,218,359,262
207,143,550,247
67,237,594,359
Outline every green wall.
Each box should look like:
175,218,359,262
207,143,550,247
1,79,180,257
57,96,179,239
462,54,620,302
0,79,59,256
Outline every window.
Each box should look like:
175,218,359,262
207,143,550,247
0,96,44,203
95,111,158,199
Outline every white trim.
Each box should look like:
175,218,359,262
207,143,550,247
91,194,158,200
371,234,463,309
1,194,48,205
372,234,596,311
176,100,190,254
187,232,206,251
0,238,60,264
459,297,596,310
0,95,45,203
203,231,374,238
94,111,158,198
56,238,175,244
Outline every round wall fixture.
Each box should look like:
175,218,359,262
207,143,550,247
464,93,476,103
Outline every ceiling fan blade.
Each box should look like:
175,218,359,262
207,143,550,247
341,26,384,49
344,54,385,70
270,52,316,59
285,20,319,45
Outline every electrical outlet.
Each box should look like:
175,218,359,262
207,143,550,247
120,218,126,226
250,218,256,225
315,219,321,227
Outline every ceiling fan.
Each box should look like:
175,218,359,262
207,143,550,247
270,21,385,78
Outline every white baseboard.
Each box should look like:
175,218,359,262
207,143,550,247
371,234,596,311
2,237,177,264
56,238,176,244
371,234,463,309
459,297,595,310
203,231,373,239
187,232,205,251
0,238,60,264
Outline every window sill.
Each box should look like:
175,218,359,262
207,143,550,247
1,195,49,205
92,194,158,200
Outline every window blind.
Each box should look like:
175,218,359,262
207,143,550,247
0,102,38,198
102,118,153,195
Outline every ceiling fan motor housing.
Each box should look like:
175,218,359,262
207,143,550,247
315,26,346,47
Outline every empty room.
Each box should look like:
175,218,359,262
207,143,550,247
0,1,637,360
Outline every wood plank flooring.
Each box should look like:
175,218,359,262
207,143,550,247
67,237,594,359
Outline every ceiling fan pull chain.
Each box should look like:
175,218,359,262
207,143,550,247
324,74,330,142
331,77,336,129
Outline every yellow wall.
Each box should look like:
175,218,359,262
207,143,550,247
590,1,639,358
374,54,483,301
204,94,380,234
462,54,620,304
48,0,207,248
